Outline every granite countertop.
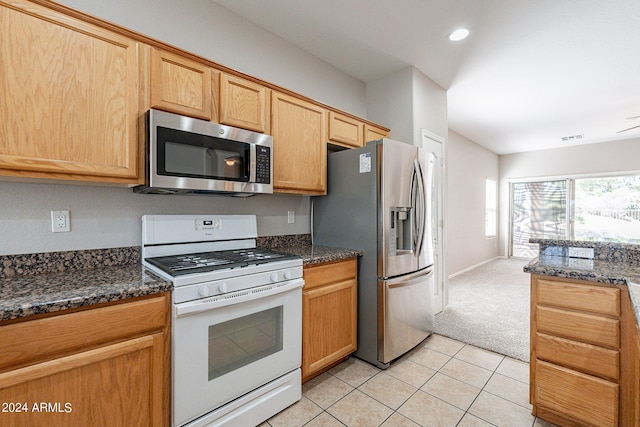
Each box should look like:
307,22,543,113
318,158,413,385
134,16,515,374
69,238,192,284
0,264,172,322
268,244,362,266
524,239,640,327
0,237,360,322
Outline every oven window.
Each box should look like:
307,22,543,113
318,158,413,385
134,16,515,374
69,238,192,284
157,127,250,182
208,306,283,381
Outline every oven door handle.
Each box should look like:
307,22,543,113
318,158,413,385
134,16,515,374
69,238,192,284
174,278,304,318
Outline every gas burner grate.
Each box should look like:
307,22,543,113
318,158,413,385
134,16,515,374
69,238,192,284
146,249,293,277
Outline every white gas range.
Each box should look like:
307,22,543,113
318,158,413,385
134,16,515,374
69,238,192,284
142,215,303,427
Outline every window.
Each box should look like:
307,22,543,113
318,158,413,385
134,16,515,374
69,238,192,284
509,174,640,258
485,178,497,238
574,175,640,243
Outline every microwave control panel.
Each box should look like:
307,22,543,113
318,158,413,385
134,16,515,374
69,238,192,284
255,146,271,183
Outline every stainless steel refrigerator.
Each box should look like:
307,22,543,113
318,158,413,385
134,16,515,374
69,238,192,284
313,138,435,368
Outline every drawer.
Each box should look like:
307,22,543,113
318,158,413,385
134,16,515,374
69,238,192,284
303,258,357,290
537,279,620,316
534,360,618,427
0,294,169,372
537,305,619,348
536,332,619,380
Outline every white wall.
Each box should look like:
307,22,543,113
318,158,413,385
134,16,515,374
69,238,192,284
446,130,500,275
1,0,368,256
498,137,640,255
365,67,414,143
411,69,448,143
365,66,447,146
0,181,309,255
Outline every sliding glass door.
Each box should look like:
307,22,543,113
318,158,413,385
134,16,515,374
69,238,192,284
510,180,568,258
510,174,640,258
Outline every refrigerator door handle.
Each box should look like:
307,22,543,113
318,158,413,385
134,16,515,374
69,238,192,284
387,267,434,289
413,158,427,257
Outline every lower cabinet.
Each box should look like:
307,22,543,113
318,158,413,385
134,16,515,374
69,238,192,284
530,275,639,427
0,293,170,427
302,258,357,382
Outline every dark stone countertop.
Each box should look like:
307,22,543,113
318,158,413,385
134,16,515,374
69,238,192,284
268,244,362,266
525,255,640,327
0,264,172,322
0,238,359,322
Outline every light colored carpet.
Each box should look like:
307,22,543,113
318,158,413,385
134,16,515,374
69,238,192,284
434,257,532,362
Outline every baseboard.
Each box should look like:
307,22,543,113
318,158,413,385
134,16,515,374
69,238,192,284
447,256,506,279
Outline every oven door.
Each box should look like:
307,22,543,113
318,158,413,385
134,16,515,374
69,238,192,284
172,279,303,427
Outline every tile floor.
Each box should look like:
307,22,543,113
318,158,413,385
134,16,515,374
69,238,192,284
260,334,558,427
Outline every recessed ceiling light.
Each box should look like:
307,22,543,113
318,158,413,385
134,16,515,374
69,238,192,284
449,28,470,42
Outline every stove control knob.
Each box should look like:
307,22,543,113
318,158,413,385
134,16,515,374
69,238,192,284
217,282,229,293
270,272,279,282
198,284,211,297
284,270,292,280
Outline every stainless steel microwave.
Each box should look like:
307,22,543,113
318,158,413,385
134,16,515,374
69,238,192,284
134,109,273,197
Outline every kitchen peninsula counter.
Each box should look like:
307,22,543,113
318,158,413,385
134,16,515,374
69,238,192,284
525,238,640,426
524,238,640,327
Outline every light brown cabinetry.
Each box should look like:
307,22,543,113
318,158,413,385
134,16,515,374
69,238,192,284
328,112,390,148
365,124,390,144
150,48,214,121
530,276,637,427
219,73,270,133
302,258,357,382
0,0,141,184
328,111,364,148
271,91,327,195
0,293,170,427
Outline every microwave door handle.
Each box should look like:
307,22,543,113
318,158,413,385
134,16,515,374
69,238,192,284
249,143,257,182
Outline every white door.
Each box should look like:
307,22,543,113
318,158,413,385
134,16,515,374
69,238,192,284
420,129,446,314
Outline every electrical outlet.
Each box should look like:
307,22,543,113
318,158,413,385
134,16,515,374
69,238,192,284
51,210,70,233
287,211,295,224
568,246,594,259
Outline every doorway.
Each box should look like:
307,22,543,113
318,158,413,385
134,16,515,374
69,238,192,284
420,129,445,313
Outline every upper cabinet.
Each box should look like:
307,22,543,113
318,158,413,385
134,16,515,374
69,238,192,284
219,73,270,133
149,48,214,121
272,92,327,195
0,0,389,192
365,124,390,144
328,111,364,148
0,0,141,184
329,111,390,149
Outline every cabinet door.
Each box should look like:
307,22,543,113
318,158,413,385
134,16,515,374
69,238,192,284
150,48,213,120
302,279,357,380
0,0,140,182
534,360,618,427
328,111,363,148
302,259,357,381
0,334,165,427
219,73,270,133
365,124,389,144
271,92,327,194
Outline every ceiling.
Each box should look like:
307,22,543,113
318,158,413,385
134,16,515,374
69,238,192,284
212,0,640,155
